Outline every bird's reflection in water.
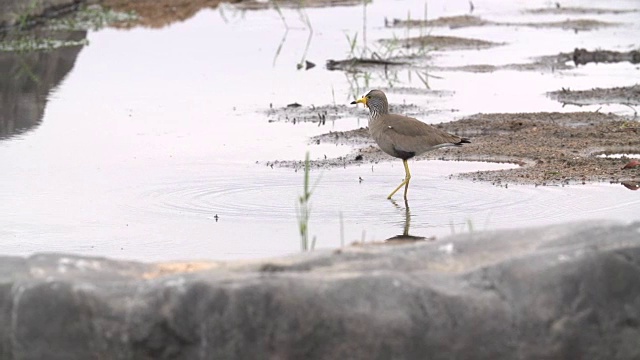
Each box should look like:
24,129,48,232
385,199,430,242
621,181,639,191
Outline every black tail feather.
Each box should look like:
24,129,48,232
455,137,471,146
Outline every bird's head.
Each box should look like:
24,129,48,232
350,90,388,114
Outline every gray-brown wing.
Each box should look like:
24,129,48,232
372,114,464,156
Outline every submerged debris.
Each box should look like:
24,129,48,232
326,58,408,72
572,48,640,66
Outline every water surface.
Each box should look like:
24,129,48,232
1,0,638,261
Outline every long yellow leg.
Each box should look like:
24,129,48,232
387,159,412,200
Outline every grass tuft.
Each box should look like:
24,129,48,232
296,152,320,251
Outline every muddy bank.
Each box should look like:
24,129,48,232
389,14,618,32
234,0,359,10
385,15,490,29
326,42,573,74
0,0,358,31
101,0,236,28
326,34,504,72
265,98,453,124
385,15,620,31
524,6,638,15
548,85,640,107
382,35,501,51
102,0,360,28
272,111,640,186
0,0,227,30
326,58,408,72
572,48,640,66
325,54,574,74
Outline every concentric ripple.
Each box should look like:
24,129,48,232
134,172,303,221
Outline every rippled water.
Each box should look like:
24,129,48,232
1,0,639,261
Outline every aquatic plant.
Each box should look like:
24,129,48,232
15,0,40,31
270,0,314,69
449,219,478,235
340,1,436,99
296,4,314,70
345,1,432,61
296,152,318,251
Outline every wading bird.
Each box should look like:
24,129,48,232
351,90,470,200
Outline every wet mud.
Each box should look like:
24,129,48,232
334,7,635,74
326,34,504,72
548,85,640,107
385,15,490,29
572,48,640,66
389,14,619,32
101,0,223,28
382,35,502,51
326,58,408,72
326,32,579,74
234,0,360,10
326,47,571,74
267,103,420,124
523,6,639,15
432,53,574,73
102,0,360,28
270,110,640,187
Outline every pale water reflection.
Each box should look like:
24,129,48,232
0,0,639,261
386,199,429,242
0,30,86,139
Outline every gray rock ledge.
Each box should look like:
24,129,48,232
1,221,639,359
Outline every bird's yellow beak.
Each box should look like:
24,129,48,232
350,96,367,107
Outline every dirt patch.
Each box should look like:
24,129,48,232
433,53,574,73
101,0,224,28
548,85,640,107
272,112,640,186
265,102,453,124
101,0,360,28
328,51,573,74
234,0,360,10
266,104,364,125
383,35,501,51
389,15,618,32
326,58,408,72
524,6,638,15
438,112,639,186
516,19,618,31
386,15,490,29
326,35,502,72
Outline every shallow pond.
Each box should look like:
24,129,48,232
1,0,639,261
